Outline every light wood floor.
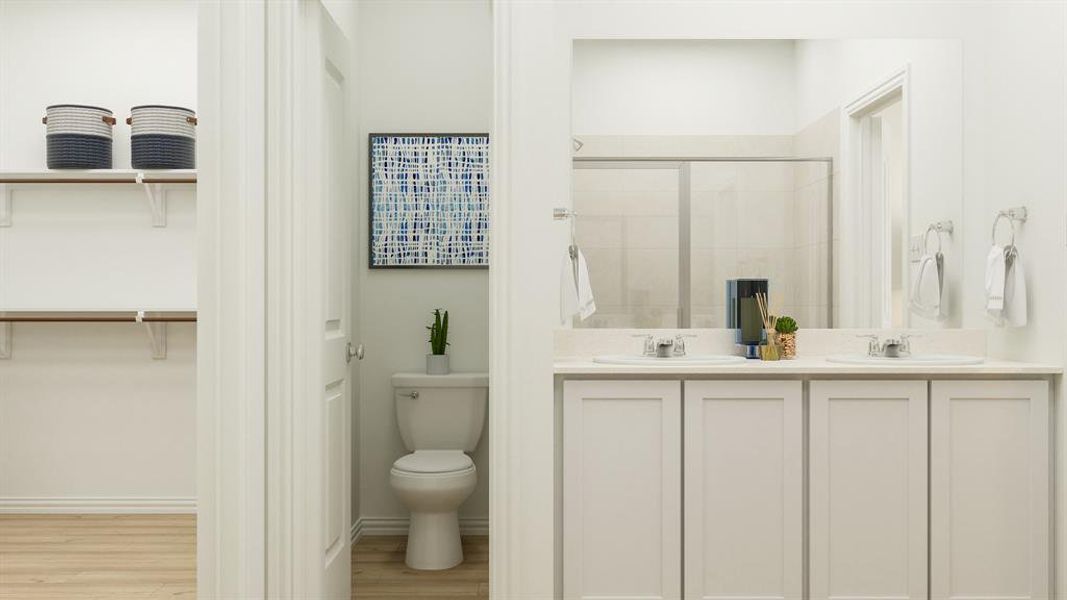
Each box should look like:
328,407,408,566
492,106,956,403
0,515,489,599
0,515,196,599
353,535,489,599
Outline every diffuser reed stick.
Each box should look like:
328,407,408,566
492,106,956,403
755,292,779,360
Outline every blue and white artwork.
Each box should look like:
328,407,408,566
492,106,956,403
370,134,490,268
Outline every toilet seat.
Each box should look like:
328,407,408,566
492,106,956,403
392,450,473,475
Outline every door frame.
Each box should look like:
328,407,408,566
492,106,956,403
199,0,346,596
842,65,910,328
197,0,268,596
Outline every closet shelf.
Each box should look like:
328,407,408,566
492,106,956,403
0,310,197,323
0,311,196,359
0,169,196,227
0,169,196,184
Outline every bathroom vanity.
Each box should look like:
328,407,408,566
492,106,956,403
555,356,1060,600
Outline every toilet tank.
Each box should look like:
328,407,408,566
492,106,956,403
392,372,488,452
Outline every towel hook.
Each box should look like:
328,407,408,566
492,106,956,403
992,207,1027,247
991,213,1014,247
554,207,579,260
924,225,943,255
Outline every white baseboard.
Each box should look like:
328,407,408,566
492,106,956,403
351,515,489,544
351,517,365,545
0,497,197,514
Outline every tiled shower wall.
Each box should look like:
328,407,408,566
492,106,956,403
572,131,837,329
792,109,840,329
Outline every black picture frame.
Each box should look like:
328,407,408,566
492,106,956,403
368,132,490,269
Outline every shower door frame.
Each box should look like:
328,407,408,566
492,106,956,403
573,156,834,328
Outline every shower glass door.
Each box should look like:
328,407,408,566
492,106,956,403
571,162,682,328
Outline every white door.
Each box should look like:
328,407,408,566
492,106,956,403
810,380,927,600
302,3,355,597
683,381,802,600
931,380,1050,600
563,380,681,600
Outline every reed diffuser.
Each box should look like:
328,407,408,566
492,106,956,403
754,292,779,361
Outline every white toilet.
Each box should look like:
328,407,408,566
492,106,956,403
389,372,488,570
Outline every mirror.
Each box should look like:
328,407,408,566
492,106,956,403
570,39,963,329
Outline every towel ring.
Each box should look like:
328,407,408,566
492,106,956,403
991,212,1016,247
924,225,943,254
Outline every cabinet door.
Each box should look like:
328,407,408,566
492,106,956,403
563,380,682,600
683,381,803,600
810,380,928,600
931,380,1050,600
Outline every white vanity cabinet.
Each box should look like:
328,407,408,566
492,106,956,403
809,380,929,600
562,376,1052,600
563,380,682,600
931,380,1050,600
683,381,803,600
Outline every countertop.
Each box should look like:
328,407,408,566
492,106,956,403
554,356,1062,377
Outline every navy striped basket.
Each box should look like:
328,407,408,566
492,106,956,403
128,105,196,169
43,104,115,169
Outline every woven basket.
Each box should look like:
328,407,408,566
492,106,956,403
128,105,196,169
43,104,115,169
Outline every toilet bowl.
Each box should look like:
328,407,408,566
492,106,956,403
390,450,477,570
388,372,488,570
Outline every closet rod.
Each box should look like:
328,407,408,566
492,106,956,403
0,311,197,323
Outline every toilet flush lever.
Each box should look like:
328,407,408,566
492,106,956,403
406,391,420,399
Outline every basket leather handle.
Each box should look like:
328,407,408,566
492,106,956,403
126,116,133,125
186,116,198,125
42,115,116,125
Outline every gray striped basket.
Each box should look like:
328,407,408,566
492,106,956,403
43,104,115,169
128,105,197,169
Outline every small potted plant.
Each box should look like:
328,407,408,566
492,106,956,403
426,308,450,375
775,316,799,359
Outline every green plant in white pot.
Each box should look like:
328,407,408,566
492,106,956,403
426,308,450,375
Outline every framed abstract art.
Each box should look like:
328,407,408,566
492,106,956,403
368,133,490,268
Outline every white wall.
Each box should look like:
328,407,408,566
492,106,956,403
356,0,492,526
496,1,1066,595
573,39,797,136
0,0,197,509
0,324,196,510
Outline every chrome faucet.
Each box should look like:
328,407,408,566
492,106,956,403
654,338,675,358
633,334,657,357
858,334,881,357
858,334,914,358
633,333,697,358
672,334,696,357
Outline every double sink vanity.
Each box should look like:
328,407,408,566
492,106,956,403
554,329,1060,600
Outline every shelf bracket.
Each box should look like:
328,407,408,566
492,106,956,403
136,172,167,227
136,311,168,359
0,323,10,359
0,184,11,227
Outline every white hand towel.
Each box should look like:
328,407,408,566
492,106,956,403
936,252,950,321
1003,252,1028,327
909,254,942,319
560,247,596,325
575,249,596,320
985,245,1006,320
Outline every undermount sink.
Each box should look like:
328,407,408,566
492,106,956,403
593,354,746,366
825,354,985,366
